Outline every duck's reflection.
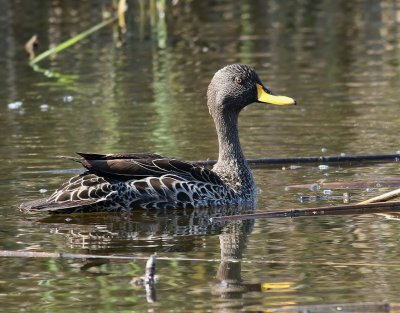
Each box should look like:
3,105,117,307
37,205,254,251
36,203,263,306
213,220,262,300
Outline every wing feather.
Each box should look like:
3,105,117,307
59,152,224,186
76,152,166,160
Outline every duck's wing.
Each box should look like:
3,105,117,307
63,153,224,184
76,152,167,160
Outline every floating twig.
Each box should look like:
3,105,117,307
24,154,400,175
211,201,400,222
289,179,400,190
359,188,400,205
2,250,400,268
298,193,350,203
0,250,219,262
269,302,400,313
193,153,400,167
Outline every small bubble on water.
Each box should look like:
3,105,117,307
256,188,263,194
284,186,290,191
40,104,49,111
63,95,74,103
8,101,23,110
396,150,400,155
39,189,47,193
340,152,346,157
321,147,327,153
366,188,373,192
65,217,72,222
323,189,333,195
318,164,329,170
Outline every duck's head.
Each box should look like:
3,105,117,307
207,64,296,118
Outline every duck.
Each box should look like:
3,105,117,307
19,64,296,214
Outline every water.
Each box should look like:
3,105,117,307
1,0,400,311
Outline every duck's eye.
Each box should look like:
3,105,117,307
235,77,243,84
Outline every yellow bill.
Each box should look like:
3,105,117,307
257,83,296,105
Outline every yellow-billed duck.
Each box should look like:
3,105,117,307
20,64,296,214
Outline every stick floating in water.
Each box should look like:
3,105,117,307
194,153,400,167
211,201,400,222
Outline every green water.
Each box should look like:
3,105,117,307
2,0,400,312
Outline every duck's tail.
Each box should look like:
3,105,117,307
57,155,85,164
19,197,102,214
19,198,49,213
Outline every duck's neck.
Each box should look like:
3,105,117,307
212,112,255,194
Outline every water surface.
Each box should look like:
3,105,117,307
1,0,400,312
